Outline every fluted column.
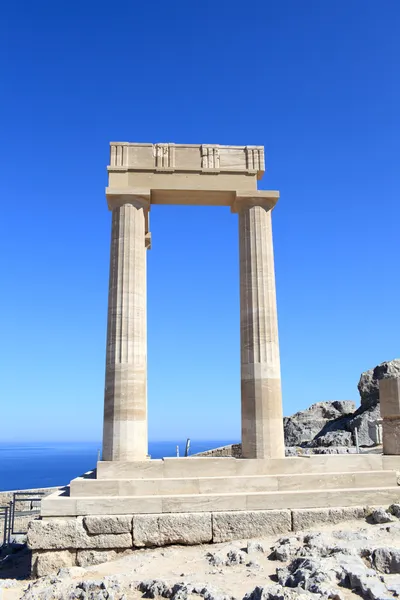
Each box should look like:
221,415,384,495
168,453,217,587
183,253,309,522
236,197,285,459
102,198,149,461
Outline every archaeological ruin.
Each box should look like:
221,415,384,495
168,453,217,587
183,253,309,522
28,142,400,574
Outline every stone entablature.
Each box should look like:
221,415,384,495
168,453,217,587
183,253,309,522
106,142,273,207
109,142,265,177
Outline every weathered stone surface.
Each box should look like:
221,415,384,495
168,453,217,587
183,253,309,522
369,507,394,524
286,446,356,455
225,548,247,566
32,550,76,577
358,359,400,409
283,401,356,447
22,575,123,600
194,444,242,458
27,517,132,550
247,540,266,554
310,431,353,447
83,515,132,534
212,510,291,543
338,554,389,600
133,513,212,547
373,547,400,573
137,580,172,599
276,556,337,597
272,536,303,561
348,404,381,447
389,503,400,518
76,548,133,567
137,580,232,600
382,418,400,455
243,585,318,600
292,507,366,531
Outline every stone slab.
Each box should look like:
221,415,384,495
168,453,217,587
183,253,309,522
70,470,396,498
133,513,212,547
76,549,134,567
95,455,394,480
41,486,400,516
383,420,400,456
83,515,133,534
245,487,400,511
32,550,77,577
97,459,164,480
380,378,400,418
212,510,291,543
161,493,247,513
291,507,367,532
27,517,132,550
384,456,400,471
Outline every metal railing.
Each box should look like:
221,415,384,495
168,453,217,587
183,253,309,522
0,505,10,546
1,492,46,546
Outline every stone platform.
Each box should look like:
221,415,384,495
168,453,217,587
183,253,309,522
39,454,400,518
27,454,400,575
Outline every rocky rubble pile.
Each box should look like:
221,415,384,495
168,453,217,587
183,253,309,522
22,574,125,600
9,504,400,600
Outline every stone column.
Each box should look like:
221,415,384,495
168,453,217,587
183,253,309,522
235,196,285,459
379,377,400,455
102,198,149,461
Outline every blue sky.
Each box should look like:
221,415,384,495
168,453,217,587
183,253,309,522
1,1,399,443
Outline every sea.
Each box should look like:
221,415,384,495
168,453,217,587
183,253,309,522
0,441,236,492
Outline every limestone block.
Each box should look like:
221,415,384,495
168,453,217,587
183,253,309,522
76,549,133,567
27,517,133,550
83,515,133,534
380,378,400,418
134,515,158,547
133,513,212,547
32,550,77,577
383,420,400,455
212,510,291,543
291,507,366,532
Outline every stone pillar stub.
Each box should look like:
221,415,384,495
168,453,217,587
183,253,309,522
233,195,285,459
379,378,400,455
102,195,150,461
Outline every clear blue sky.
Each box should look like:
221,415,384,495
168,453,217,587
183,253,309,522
1,1,399,443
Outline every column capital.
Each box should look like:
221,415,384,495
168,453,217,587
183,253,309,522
231,190,280,213
106,189,151,212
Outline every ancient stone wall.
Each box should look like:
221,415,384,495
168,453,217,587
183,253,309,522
194,444,242,458
28,507,371,576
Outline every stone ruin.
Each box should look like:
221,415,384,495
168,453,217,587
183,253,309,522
23,141,400,574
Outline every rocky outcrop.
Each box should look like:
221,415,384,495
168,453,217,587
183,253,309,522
358,359,400,409
284,359,400,449
283,401,356,447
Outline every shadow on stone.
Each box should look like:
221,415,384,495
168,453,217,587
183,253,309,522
0,543,32,579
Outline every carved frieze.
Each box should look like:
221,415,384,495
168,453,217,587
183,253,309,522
201,145,220,171
154,143,175,171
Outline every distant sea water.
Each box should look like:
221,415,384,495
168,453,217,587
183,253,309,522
0,441,236,492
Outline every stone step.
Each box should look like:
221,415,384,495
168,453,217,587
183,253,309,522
96,454,400,480
69,470,398,497
41,485,400,517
